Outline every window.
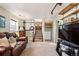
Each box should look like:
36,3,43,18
0,16,5,28
10,19,18,32
26,22,34,30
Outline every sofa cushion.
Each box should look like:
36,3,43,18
10,42,16,48
17,41,25,45
12,33,18,38
9,36,17,48
3,32,10,39
0,37,9,47
0,33,6,38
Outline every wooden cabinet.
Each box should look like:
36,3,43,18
19,31,26,37
19,26,26,37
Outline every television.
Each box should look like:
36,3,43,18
59,21,79,45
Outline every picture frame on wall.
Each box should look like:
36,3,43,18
0,15,5,28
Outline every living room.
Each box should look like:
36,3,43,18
0,0,79,57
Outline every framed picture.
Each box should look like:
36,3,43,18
0,15,5,28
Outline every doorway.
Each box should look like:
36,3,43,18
33,22,43,42
44,22,53,42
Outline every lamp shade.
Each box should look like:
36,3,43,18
19,26,24,31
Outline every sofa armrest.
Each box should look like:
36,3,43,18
12,41,26,56
0,46,12,50
0,46,12,56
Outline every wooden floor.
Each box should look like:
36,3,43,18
21,42,58,56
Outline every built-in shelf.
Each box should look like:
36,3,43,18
59,3,78,15
61,9,79,20
63,19,79,25
45,23,52,28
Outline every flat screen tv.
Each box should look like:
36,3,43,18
59,22,79,45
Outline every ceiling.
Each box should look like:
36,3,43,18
0,3,69,20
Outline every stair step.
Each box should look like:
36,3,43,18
34,30,43,42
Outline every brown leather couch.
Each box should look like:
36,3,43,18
0,32,28,56
12,41,26,56
0,33,11,56
0,46,11,56
12,37,28,56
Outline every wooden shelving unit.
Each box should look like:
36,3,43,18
59,3,78,15
45,22,52,28
61,9,79,20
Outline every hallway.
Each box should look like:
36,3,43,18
34,30,43,42
21,42,58,56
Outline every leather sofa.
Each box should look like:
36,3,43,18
0,32,28,56
0,46,11,56
12,37,28,56
0,33,11,56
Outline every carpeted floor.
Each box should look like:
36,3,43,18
34,30,43,42
21,42,58,56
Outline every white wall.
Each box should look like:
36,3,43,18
0,7,19,32
53,20,58,43
42,19,45,41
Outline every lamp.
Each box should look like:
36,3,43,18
19,26,24,31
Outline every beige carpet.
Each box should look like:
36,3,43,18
34,30,43,42
21,42,58,56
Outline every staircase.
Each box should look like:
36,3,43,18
33,30,43,42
